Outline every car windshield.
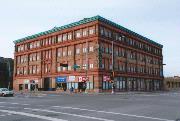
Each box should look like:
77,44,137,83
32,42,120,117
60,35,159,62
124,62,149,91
1,88,9,91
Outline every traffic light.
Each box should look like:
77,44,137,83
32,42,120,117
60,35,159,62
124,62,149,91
110,71,115,80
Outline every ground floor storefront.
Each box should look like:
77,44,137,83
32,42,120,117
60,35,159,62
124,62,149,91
13,75,163,93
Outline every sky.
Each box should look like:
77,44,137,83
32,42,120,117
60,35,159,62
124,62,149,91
0,0,179,77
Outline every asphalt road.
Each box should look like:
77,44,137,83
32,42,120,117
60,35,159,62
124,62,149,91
0,91,180,121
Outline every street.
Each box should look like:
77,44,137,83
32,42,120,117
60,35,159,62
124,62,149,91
0,91,180,121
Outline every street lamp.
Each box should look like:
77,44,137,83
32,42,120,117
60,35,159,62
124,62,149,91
111,40,114,94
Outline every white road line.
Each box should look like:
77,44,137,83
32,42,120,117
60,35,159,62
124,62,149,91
7,107,17,109
0,106,5,107
22,104,30,106
0,109,67,121
0,102,6,103
0,114,6,117
24,108,114,121
10,103,19,105
51,106,174,121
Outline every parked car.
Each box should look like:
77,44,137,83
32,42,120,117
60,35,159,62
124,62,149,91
0,88,14,97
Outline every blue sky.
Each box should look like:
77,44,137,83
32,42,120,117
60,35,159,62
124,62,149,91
0,0,179,77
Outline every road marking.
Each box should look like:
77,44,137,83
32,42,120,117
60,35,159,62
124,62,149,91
10,103,19,105
22,104,30,105
24,108,115,121
0,102,6,103
51,106,174,121
0,114,6,117
0,109,67,121
7,107,17,109
0,106,5,107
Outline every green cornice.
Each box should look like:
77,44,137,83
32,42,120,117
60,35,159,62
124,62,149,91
13,15,163,48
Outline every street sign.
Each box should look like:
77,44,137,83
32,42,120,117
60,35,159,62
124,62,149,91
73,65,80,69
56,76,67,83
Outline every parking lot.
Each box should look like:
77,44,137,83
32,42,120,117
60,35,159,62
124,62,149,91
0,91,180,121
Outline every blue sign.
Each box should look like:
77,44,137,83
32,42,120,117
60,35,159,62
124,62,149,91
56,76,67,83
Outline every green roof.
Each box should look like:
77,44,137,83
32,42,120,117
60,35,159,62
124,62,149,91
14,15,163,48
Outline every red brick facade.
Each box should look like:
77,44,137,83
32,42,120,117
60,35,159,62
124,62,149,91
13,16,163,93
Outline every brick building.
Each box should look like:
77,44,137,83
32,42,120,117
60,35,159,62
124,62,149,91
164,76,180,91
0,57,14,89
13,15,164,92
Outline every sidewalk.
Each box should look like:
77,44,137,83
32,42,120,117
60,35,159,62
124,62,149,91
14,90,179,97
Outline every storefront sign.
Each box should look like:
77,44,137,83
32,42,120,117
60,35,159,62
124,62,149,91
68,76,75,82
56,76,67,83
24,80,29,84
78,76,89,82
103,76,110,82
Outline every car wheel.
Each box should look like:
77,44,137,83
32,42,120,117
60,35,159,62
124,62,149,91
2,93,5,97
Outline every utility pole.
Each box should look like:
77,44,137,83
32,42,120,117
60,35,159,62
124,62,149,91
111,40,114,94
7,59,11,90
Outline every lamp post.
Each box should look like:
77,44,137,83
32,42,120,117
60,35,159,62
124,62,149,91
111,40,114,94
85,39,88,93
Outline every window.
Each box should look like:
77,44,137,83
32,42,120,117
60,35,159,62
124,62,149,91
68,66,71,71
83,64,87,69
89,46,94,52
57,66,61,72
89,28,95,35
63,67,67,71
68,33,72,40
76,31,81,38
76,48,80,54
36,41,40,47
89,64,93,69
58,35,62,42
37,53,40,60
100,27,104,35
83,29,88,37
83,48,87,53
68,51,72,56
63,34,67,41
63,51,66,57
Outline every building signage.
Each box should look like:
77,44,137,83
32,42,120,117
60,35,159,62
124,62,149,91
24,80,29,84
103,76,110,82
56,76,67,83
78,76,89,82
68,76,75,82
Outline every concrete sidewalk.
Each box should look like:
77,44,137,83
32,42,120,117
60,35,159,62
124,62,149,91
14,90,179,97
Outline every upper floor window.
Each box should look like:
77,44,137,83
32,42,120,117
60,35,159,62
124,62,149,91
83,48,87,53
76,31,81,38
89,46,94,52
76,48,80,54
89,63,94,69
89,28,95,35
63,34,67,41
58,35,62,42
68,50,72,56
68,33,72,40
83,29,88,37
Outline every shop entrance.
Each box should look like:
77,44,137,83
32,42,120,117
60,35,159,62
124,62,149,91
78,82,86,92
56,83,67,91
44,77,51,91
